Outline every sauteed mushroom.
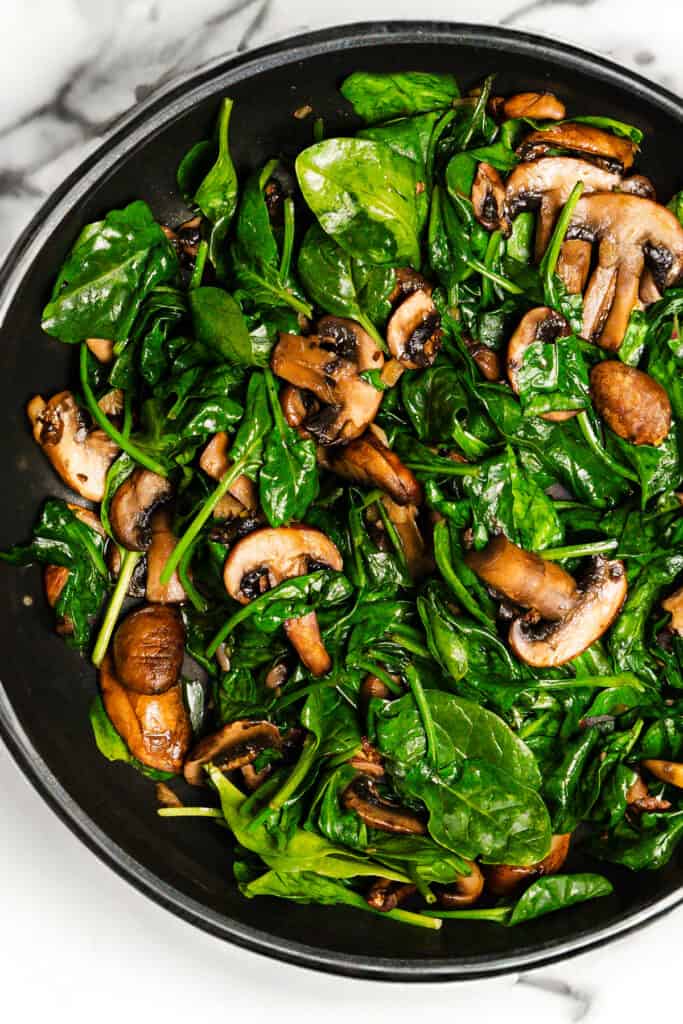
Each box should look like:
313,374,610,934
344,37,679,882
563,194,683,350
509,557,627,667
465,339,502,381
109,468,172,551
326,431,422,506
507,306,577,422
386,290,442,369
486,834,572,897
437,861,485,908
366,878,417,912
517,123,637,171
27,391,119,502
341,774,426,834
590,362,672,446
491,91,566,121
85,338,114,363
271,317,384,443
184,720,282,786
223,525,343,675
471,162,509,233
380,496,433,580
112,604,184,695
100,654,191,774
642,759,683,788
662,587,683,634
146,507,187,603
199,432,258,515
465,534,579,621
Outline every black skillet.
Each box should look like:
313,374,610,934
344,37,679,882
0,22,681,981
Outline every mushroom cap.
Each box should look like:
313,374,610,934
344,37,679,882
386,290,442,369
506,306,578,422
109,467,173,552
199,432,258,511
465,534,579,622
466,339,502,381
517,123,637,170
326,430,422,506
438,860,484,908
496,91,566,121
183,720,282,786
223,525,343,603
485,834,571,897
27,391,119,502
590,361,672,446
342,773,427,834
471,162,509,234
112,604,185,695
509,557,628,667
283,610,333,677
100,654,191,774
145,507,187,603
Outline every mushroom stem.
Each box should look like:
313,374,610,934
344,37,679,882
91,550,143,668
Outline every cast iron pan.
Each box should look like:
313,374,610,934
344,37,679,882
0,22,681,981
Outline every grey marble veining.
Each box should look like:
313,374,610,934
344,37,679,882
1,2,682,1021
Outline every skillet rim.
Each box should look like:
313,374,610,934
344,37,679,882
0,20,681,981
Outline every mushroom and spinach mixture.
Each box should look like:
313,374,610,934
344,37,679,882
5,72,683,931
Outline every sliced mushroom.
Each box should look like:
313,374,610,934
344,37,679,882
486,834,571,897
492,91,566,121
223,526,343,676
505,157,623,262
509,557,627,667
437,860,484,908
86,338,114,363
626,774,672,813
97,389,125,418
590,362,671,446
349,735,386,778
642,759,683,788
471,162,509,233
183,720,282,786
100,654,191,774
621,175,656,200
112,604,184,695
386,290,442,369
388,267,433,304
325,431,422,506
507,307,578,422
199,432,258,514
366,878,417,912
341,774,426,835
465,339,502,381
556,239,593,295
146,507,187,603
109,467,172,551
27,392,119,502
517,123,637,171
465,534,579,621
563,194,683,350
271,317,384,443
662,587,683,634
380,496,433,580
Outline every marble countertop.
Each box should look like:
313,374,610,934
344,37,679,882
1,2,681,1022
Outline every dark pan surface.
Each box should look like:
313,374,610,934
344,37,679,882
0,22,681,981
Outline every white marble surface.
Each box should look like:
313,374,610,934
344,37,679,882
1,2,682,1021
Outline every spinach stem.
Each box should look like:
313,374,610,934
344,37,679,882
178,536,209,613
122,387,133,440
72,519,109,579
577,411,639,484
268,734,317,811
80,344,169,477
91,549,142,667
466,259,523,295
350,658,403,695
422,906,510,923
279,198,296,279
482,229,503,307
386,630,432,661
376,498,409,573
377,908,442,930
433,520,495,627
525,673,645,691
540,539,618,560
159,458,247,586
157,807,223,818
272,677,340,711
540,180,584,285
405,663,438,769
189,240,209,289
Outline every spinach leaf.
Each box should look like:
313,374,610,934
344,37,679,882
401,362,496,459
192,97,238,270
259,370,319,526
189,286,262,366
508,873,614,924
516,334,590,417
340,71,460,123
296,139,421,266
590,809,683,870
42,201,178,343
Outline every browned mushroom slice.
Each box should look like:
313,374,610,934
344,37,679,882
366,878,417,912
183,720,282,786
507,307,578,423
437,860,484,908
109,467,172,551
341,774,426,834
626,775,672,813
223,526,343,676
271,317,384,443
471,162,509,233
620,175,656,199
386,290,442,369
509,557,627,667
485,834,571,897
639,268,661,305
86,338,114,363
662,586,683,634
325,431,422,506
97,389,125,418
199,432,258,514
517,123,637,171
505,157,623,262
146,507,187,603
380,496,433,581
642,759,683,788
590,362,671,446
27,392,119,502
465,339,502,381
112,604,185,695
349,734,386,777
100,654,191,774
465,534,579,621
493,91,566,121
563,194,683,350
556,239,592,295
388,267,433,304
